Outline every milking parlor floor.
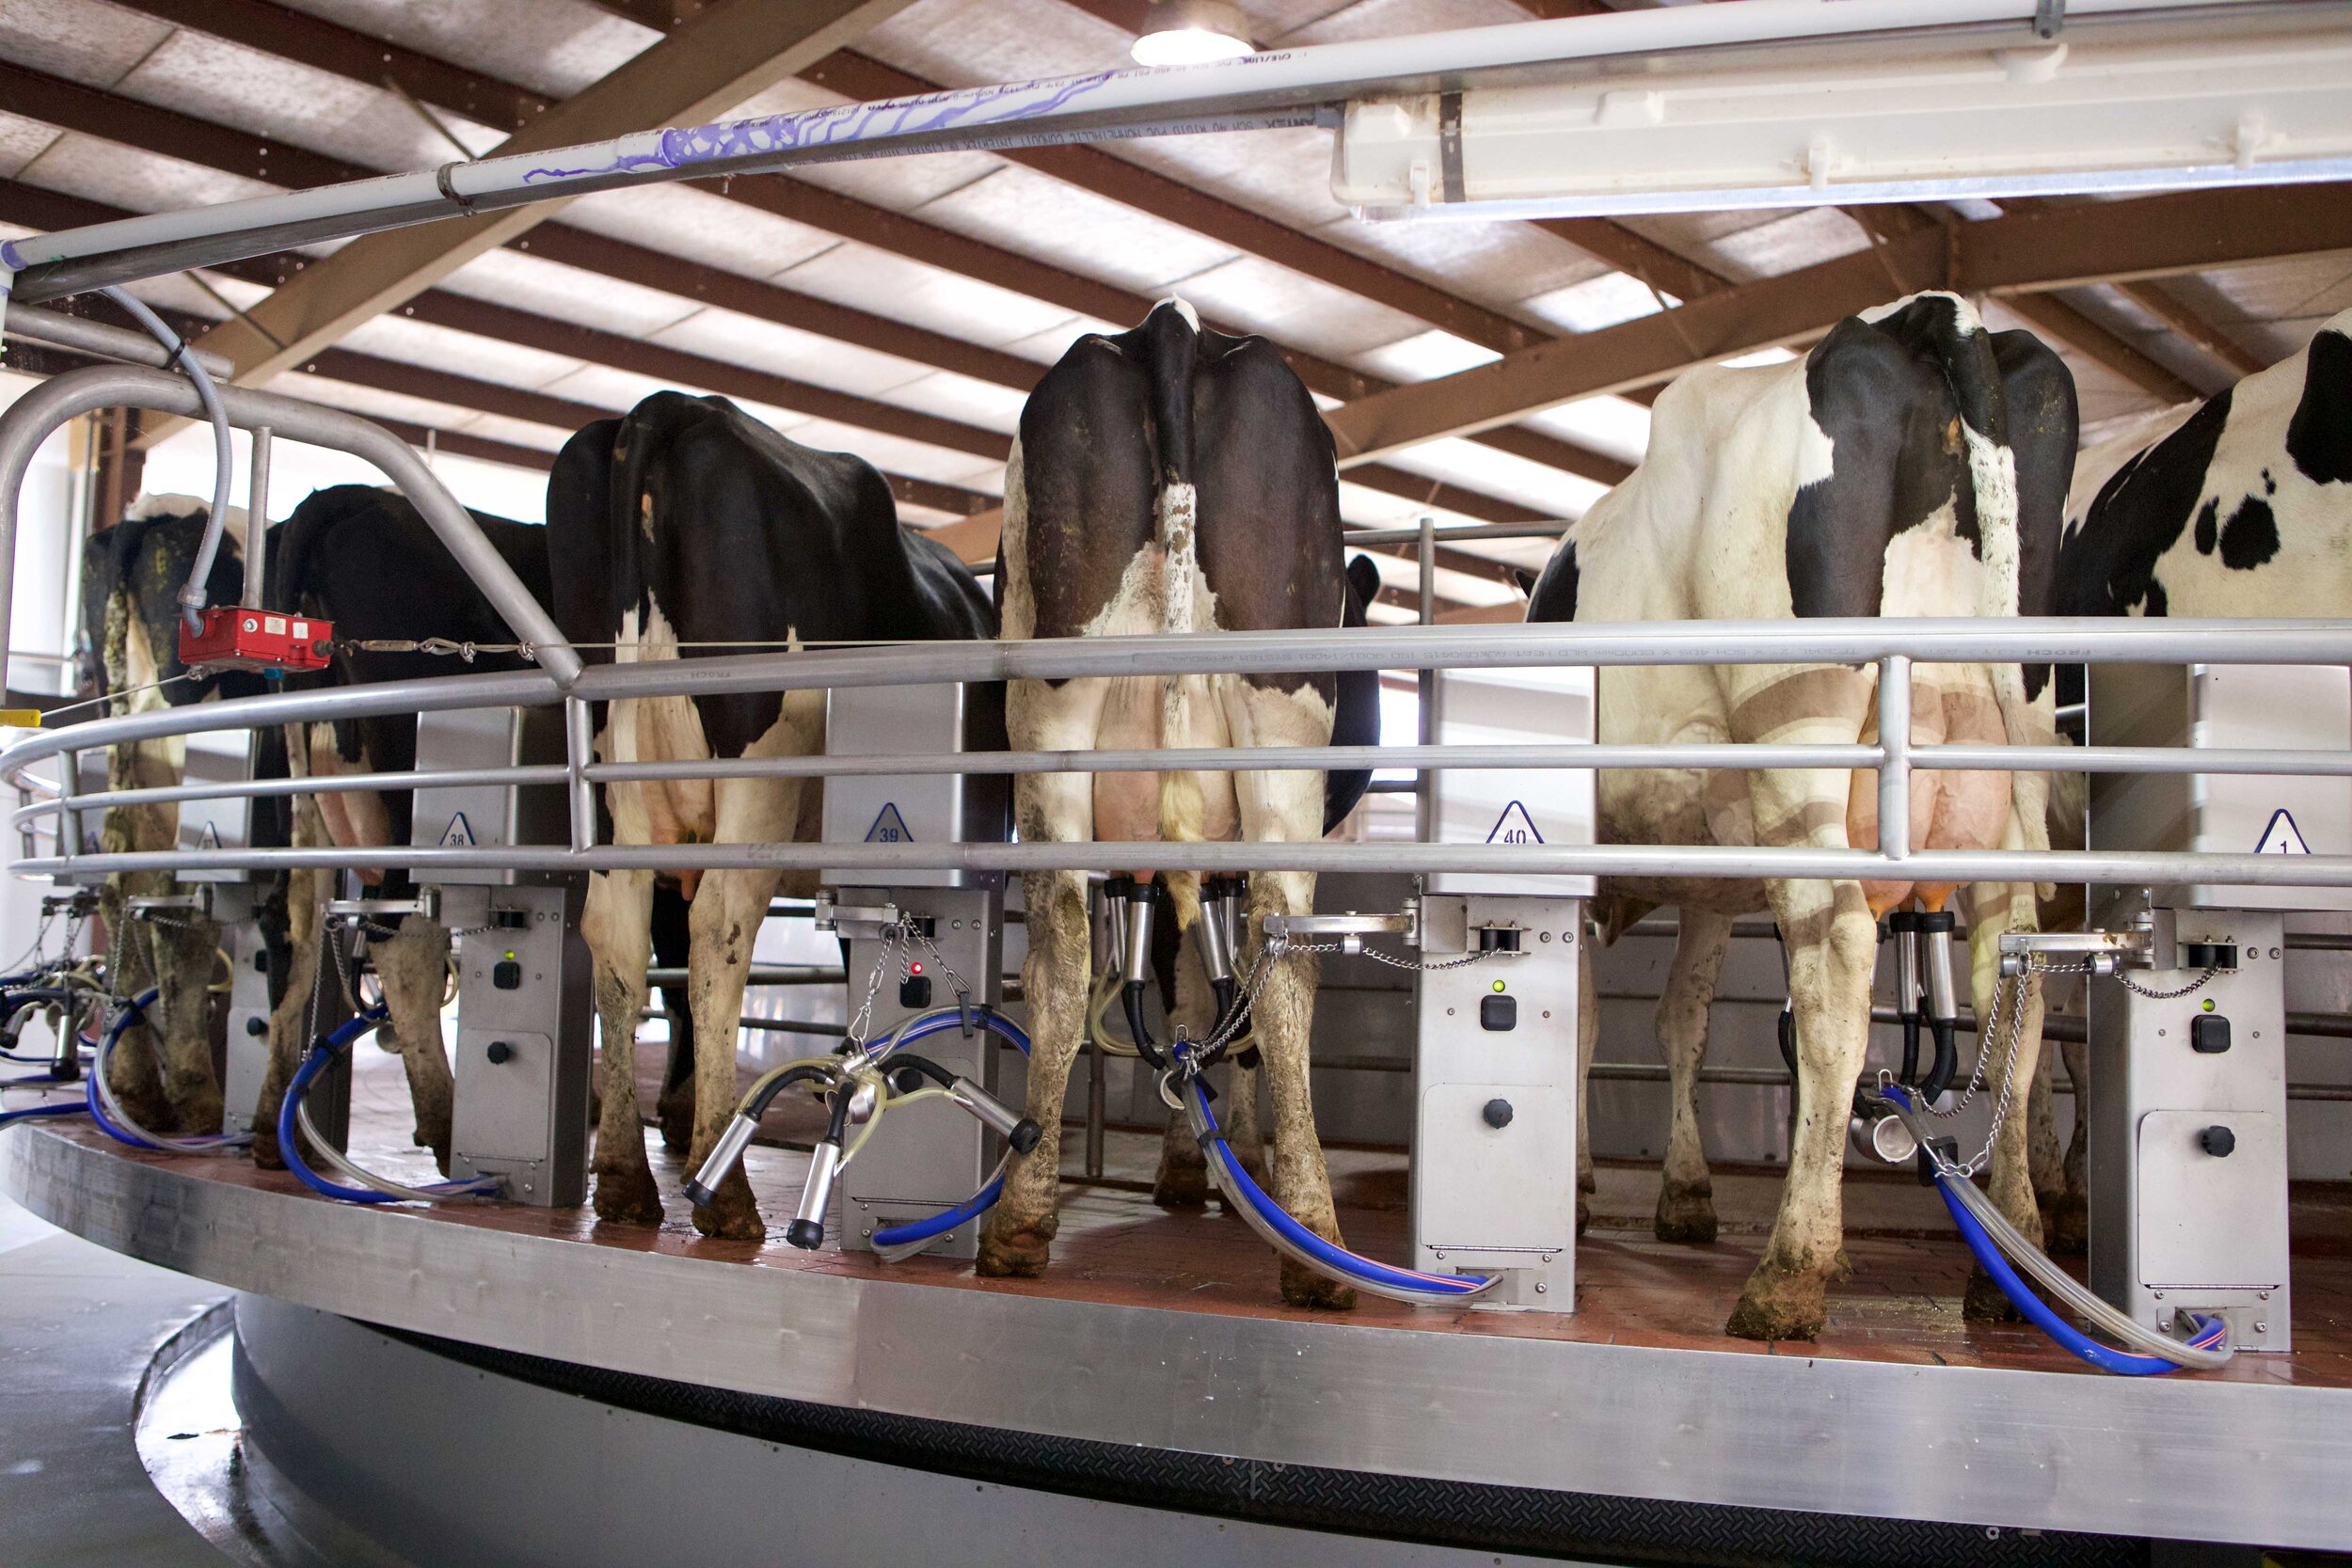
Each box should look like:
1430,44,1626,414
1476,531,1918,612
38,1043,2352,1385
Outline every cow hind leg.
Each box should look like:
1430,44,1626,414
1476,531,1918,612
101,879,174,1132
1962,879,2047,1321
253,861,325,1169
684,865,780,1242
650,883,696,1152
1656,907,1733,1244
2053,1033,2090,1253
979,867,1089,1278
1728,879,1877,1342
582,867,661,1225
146,907,226,1136
373,919,455,1174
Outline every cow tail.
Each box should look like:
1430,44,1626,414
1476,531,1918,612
265,494,334,616
1146,298,1205,928
1936,293,2053,875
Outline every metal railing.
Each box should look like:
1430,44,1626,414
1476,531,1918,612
9,366,2352,896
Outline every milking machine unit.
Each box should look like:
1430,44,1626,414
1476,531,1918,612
399,705,592,1205
736,678,1026,1259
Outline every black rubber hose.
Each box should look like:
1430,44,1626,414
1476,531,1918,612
1776,1001,1798,1081
884,1053,958,1094
1924,1017,1959,1101
745,1064,834,1121
1122,980,1167,1070
1899,1014,1922,1088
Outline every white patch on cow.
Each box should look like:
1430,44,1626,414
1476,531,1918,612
1880,499,1978,618
1156,295,1200,333
126,493,246,533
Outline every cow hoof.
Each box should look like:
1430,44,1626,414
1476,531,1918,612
171,1090,225,1138
1654,1181,1718,1244
2043,1194,2090,1256
249,1129,285,1171
114,1084,175,1135
592,1164,664,1227
1829,1247,1854,1283
977,1225,1053,1278
686,1163,762,1241
1726,1261,1826,1342
1280,1257,1358,1311
1152,1163,1211,1209
1963,1265,2022,1323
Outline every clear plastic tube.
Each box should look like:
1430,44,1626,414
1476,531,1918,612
98,288,234,633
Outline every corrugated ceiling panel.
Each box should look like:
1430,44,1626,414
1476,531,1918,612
437,247,699,339
878,370,1028,435
264,371,493,434
448,410,575,452
911,163,1239,294
1524,397,1652,467
0,115,60,182
340,314,587,392
1520,272,1667,336
1171,253,1434,357
274,0,644,100
2192,253,2352,362
13,130,277,214
0,0,172,88
649,306,942,399
553,184,844,281
542,361,748,420
772,240,1088,349
1350,328,1495,384
1378,436,1603,520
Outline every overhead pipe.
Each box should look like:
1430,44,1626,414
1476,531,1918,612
0,0,2276,302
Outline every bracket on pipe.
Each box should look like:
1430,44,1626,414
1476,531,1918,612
1264,907,1418,955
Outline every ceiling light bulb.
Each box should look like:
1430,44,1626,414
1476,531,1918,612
1132,0,1254,68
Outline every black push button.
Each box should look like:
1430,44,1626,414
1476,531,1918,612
485,1039,514,1065
492,959,522,990
245,1016,267,1037
899,974,932,1009
2191,1014,2232,1054
1480,994,1517,1032
2200,1125,2236,1158
1483,1098,1514,1129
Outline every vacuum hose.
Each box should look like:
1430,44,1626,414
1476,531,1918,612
279,1007,501,1204
100,288,235,634
1876,1087,2231,1373
1173,1043,1497,1307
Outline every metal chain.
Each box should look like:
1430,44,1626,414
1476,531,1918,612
2116,964,2220,1000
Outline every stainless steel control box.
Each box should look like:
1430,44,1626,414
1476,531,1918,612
175,728,259,881
445,881,592,1207
1424,666,1596,897
216,884,275,1139
2090,662,2352,912
1410,893,1581,1310
409,705,569,885
2088,908,2292,1352
820,682,1008,891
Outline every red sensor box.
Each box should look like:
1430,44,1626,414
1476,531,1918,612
177,606,335,674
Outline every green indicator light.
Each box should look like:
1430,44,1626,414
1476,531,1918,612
2201,998,2216,1011
1491,979,1506,993
504,950,517,961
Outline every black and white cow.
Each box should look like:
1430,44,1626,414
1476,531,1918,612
979,299,1363,1308
2029,301,2352,1243
1528,293,2077,1339
548,391,996,1240
77,498,262,1138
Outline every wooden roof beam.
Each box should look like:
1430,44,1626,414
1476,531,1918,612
157,0,915,440
1324,182,2352,467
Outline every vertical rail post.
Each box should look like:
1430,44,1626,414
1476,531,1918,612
1878,654,1912,862
56,748,80,863
1416,514,1437,837
242,426,271,610
1085,1041,1106,1180
564,697,596,854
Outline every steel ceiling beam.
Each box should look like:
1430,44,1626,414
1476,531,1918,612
1324,182,2352,467
18,27,1629,497
155,0,914,442
1842,202,2206,402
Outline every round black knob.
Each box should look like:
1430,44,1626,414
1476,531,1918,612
245,1016,268,1037
2200,1125,2236,1158
485,1039,514,1065
1483,1098,1514,1129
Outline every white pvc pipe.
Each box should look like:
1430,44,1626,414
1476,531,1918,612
0,0,2277,299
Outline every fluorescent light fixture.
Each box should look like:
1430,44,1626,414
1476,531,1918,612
1133,0,1255,67
1333,7,2352,219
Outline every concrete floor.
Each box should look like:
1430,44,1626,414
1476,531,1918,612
0,1179,228,1567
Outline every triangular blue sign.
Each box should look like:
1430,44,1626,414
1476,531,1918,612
2254,807,2310,855
441,812,475,847
866,802,913,844
1486,800,1543,846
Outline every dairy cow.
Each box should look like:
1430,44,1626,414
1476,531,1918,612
1527,293,2077,1338
547,391,995,1240
980,299,1361,1308
2031,302,2352,1243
